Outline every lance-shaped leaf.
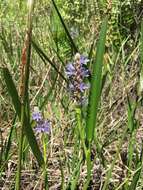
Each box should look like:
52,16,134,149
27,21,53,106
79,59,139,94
86,18,108,143
3,68,21,118
2,68,44,166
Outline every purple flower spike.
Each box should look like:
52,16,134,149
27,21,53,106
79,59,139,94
65,53,90,104
32,111,42,122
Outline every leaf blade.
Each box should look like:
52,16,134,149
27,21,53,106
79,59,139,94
2,68,44,166
86,18,108,143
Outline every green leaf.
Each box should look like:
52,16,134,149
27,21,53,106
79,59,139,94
86,17,108,143
32,40,67,83
127,95,136,132
3,68,21,118
2,68,44,166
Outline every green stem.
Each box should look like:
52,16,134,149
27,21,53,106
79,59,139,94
15,104,25,190
75,107,92,190
42,134,49,190
75,108,87,154
83,148,92,190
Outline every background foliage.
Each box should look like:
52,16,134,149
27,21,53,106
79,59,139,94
1,0,143,189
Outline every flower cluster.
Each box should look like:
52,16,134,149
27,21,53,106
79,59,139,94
65,53,90,104
32,107,50,134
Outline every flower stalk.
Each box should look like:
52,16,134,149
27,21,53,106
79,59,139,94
65,53,91,188
32,107,50,189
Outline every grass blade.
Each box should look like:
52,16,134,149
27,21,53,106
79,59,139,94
4,115,17,161
128,138,143,190
102,125,128,190
32,39,67,82
140,20,143,94
51,0,78,53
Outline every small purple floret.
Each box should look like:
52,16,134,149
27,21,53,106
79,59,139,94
35,120,50,134
65,63,75,77
81,67,90,77
80,55,89,65
32,108,51,134
79,83,90,92
32,111,42,122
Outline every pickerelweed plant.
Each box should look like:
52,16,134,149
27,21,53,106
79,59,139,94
65,53,90,155
65,17,108,189
32,107,50,189
65,53,91,188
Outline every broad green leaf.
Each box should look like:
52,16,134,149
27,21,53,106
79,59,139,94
2,68,44,166
86,17,108,143
3,68,21,118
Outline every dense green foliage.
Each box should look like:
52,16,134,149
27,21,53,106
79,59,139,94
1,0,143,189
